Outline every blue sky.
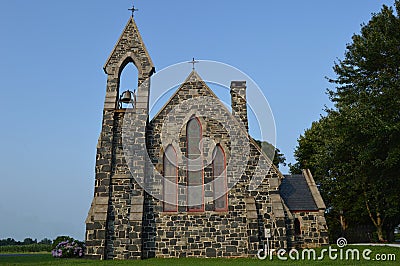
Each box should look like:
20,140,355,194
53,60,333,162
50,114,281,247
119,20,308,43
0,0,395,241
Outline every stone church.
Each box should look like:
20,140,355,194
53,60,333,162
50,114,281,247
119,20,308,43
85,13,329,260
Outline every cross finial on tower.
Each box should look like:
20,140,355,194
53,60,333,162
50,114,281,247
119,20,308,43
128,2,139,17
189,58,199,70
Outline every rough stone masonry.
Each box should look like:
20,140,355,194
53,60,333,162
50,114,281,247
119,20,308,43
85,15,329,260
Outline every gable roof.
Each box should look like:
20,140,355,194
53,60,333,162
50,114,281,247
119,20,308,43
280,174,319,211
149,70,286,180
150,70,224,123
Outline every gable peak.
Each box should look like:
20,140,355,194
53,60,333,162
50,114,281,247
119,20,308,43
103,16,154,76
184,70,204,83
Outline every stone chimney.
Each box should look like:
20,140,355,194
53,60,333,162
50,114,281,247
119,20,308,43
230,81,248,131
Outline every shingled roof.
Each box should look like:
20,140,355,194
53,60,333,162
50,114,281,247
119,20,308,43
279,174,319,211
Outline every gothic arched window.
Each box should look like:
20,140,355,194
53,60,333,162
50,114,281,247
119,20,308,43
187,117,204,212
163,145,178,212
213,145,228,211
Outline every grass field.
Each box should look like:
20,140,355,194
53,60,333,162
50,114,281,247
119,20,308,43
0,246,398,265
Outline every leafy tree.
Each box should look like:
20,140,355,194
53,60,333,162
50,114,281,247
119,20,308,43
0,237,53,247
290,115,372,241
0,238,19,246
254,139,286,169
292,1,400,242
39,238,52,245
23,238,37,245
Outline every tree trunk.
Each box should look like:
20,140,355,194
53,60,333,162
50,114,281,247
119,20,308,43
364,191,386,242
377,223,384,242
339,214,348,236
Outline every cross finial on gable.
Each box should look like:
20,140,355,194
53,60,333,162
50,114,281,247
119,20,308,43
189,58,199,70
128,2,139,17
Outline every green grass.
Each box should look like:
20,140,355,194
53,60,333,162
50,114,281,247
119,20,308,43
0,246,398,265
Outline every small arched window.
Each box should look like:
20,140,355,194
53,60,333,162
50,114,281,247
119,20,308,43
294,218,301,235
213,145,228,211
187,117,204,212
163,145,178,212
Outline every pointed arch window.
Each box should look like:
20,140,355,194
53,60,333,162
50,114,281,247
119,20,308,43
187,117,204,212
213,145,228,211
163,145,178,212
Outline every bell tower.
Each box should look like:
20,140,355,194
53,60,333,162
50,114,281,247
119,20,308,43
85,12,155,260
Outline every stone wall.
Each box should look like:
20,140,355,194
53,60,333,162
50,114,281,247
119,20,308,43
290,211,329,249
86,109,148,260
142,73,288,258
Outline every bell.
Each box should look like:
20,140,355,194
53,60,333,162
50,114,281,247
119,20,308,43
120,90,132,104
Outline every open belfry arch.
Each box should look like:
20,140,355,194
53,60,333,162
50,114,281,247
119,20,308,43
103,16,155,110
86,9,328,260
